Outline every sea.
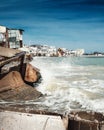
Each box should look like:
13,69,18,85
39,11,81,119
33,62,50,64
30,56,104,113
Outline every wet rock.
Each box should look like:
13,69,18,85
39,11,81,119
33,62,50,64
24,63,41,84
0,71,42,101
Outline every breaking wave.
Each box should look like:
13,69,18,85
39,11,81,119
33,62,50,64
31,57,104,113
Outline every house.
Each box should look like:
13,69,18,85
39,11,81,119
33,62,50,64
0,25,24,48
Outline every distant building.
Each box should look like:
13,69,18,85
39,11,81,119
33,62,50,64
30,44,57,56
0,25,24,48
29,45,85,57
75,49,85,56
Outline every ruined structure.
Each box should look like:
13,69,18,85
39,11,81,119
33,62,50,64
0,105,104,130
0,25,24,48
0,47,42,101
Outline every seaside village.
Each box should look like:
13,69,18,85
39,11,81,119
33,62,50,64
1,25,104,130
0,25,85,58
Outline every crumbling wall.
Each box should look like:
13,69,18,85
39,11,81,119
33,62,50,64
68,111,104,130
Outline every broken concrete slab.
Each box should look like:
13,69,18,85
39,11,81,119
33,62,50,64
0,47,21,58
68,111,104,130
0,71,42,101
0,111,66,130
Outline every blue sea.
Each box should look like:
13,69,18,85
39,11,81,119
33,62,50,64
31,56,104,113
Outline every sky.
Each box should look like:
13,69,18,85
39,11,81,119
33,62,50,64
0,0,104,52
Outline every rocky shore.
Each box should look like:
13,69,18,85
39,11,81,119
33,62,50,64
0,47,104,130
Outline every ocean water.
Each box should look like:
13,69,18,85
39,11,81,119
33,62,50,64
30,56,104,113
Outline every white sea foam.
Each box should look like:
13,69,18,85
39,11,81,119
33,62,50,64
31,57,104,113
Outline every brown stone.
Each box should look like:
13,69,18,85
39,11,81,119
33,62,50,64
0,71,42,101
24,63,40,83
0,71,24,89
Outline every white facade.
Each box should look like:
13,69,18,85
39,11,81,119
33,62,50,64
0,26,6,33
23,44,85,57
8,30,23,48
0,26,6,43
75,49,85,56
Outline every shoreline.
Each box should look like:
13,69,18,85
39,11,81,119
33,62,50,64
0,47,104,129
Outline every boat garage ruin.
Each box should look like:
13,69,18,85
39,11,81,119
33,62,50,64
0,25,24,48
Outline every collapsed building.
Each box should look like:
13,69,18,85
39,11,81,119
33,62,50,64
0,25,24,48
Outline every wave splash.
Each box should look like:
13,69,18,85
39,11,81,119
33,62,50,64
31,57,104,113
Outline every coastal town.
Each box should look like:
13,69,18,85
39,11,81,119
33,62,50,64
0,25,104,58
0,25,84,57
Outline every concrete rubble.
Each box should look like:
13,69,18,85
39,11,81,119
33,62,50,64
0,102,104,130
0,47,42,101
0,111,66,130
0,46,21,58
0,71,42,101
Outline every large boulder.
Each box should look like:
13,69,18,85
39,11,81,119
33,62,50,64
0,71,24,89
24,63,39,83
0,71,42,101
24,63,42,86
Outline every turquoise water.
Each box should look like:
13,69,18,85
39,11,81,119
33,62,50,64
31,57,104,113
72,57,104,66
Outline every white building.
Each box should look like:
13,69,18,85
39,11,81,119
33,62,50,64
0,25,24,48
75,49,85,56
